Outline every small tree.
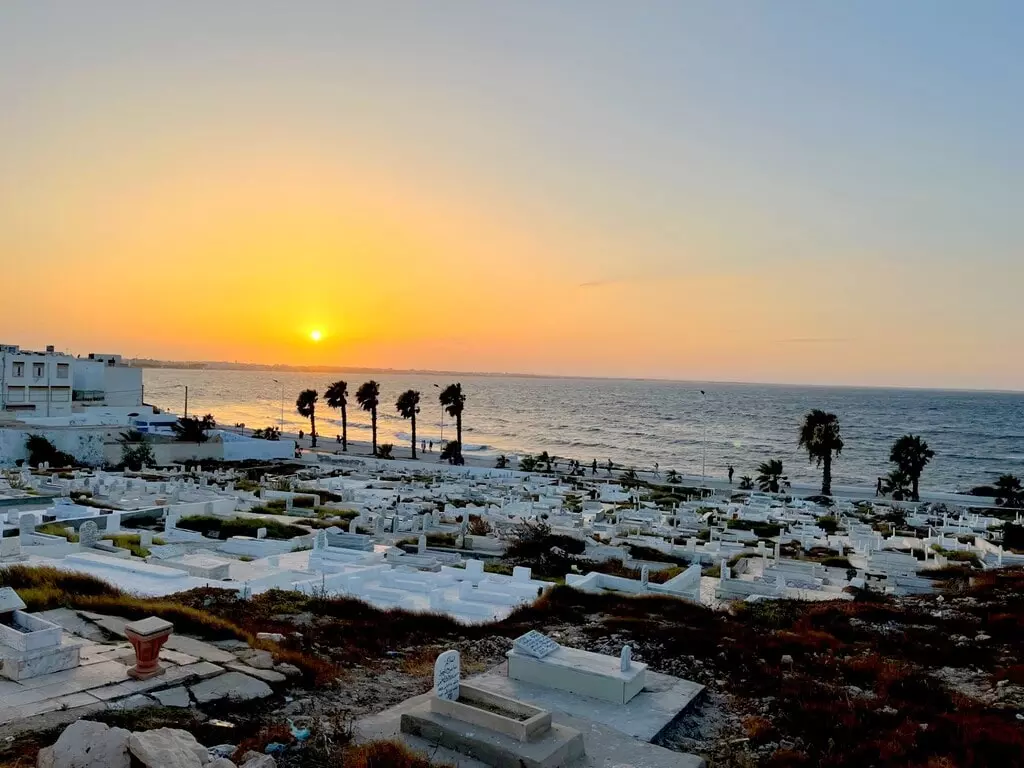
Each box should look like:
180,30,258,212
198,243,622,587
666,469,681,484
118,430,153,471
438,383,466,464
798,410,844,495
377,443,394,459
739,475,754,490
756,459,785,493
889,434,934,502
295,390,319,448
172,414,216,443
395,389,421,459
356,381,381,456
518,455,538,472
252,426,280,440
882,469,912,501
325,380,349,452
440,441,464,465
994,474,1024,509
495,455,509,469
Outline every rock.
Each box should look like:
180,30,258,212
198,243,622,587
40,719,131,768
274,663,301,678
226,663,286,683
240,755,277,768
255,633,285,643
207,745,237,760
110,694,157,711
239,649,275,669
153,687,191,708
976,633,991,641
207,760,236,768
780,655,794,665
190,671,273,703
239,753,262,764
129,728,210,768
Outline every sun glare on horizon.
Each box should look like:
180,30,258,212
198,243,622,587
310,330,323,342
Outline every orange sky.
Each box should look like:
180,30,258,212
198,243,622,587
2,3,1022,390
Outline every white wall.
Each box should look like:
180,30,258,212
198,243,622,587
0,426,109,467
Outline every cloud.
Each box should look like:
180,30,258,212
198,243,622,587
578,279,617,288
775,337,852,344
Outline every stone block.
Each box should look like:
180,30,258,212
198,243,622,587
507,645,647,705
401,702,583,768
190,671,272,703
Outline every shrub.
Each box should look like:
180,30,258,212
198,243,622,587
377,443,394,459
176,515,309,540
467,516,492,536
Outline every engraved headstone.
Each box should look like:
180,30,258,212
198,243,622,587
417,534,427,554
513,630,560,659
391,516,400,534
140,531,154,547
620,645,632,672
0,536,21,560
640,565,649,588
314,529,328,551
79,520,100,549
433,649,461,701
18,513,38,544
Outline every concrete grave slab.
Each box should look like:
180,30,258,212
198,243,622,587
471,661,705,743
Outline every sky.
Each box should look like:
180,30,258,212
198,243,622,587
1,2,1022,390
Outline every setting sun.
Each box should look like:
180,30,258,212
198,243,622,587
310,330,323,342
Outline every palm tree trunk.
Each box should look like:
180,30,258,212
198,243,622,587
341,404,347,452
310,410,317,448
371,408,378,455
411,412,417,459
822,454,832,495
456,414,463,457
912,476,920,502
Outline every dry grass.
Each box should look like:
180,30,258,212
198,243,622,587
343,739,453,768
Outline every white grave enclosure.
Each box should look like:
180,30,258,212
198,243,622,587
0,588,81,680
507,631,647,705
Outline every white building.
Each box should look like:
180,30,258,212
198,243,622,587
72,353,143,408
0,345,74,418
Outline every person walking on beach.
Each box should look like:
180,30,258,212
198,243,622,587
607,459,613,475
592,459,597,475
876,477,883,497
728,465,734,484
429,440,434,453
421,439,426,454
654,462,660,477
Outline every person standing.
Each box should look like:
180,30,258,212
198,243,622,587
876,477,883,497
728,465,735,484
591,459,598,475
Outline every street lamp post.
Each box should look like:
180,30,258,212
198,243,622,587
700,389,707,488
272,378,284,434
432,384,444,444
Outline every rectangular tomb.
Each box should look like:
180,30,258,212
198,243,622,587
507,644,647,705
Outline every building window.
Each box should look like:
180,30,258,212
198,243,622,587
32,362,45,378
12,362,23,377
56,363,69,379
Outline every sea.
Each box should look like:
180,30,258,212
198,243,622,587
142,369,1024,494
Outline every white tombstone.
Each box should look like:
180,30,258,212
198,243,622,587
313,529,328,551
391,516,400,534
0,536,21,560
513,630,559,659
140,531,154,547
348,519,359,534
620,645,632,672
640,565,650,588
417,535,427,554
256,527,267,540
18,513,38,544
375,516,385,534
79,520,100,549
433,650,461,701
105,513,122,534
285,496,293,511
512,566,532,583
720,559,730,580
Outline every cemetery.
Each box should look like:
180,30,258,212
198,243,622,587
0,458,1021,768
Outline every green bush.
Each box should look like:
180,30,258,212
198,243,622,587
176,515,308,540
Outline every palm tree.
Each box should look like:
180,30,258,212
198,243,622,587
438,383,466,463
889,434,934,502
798,410,844,495
356,380,380,456
396,389,421,459
324,380,349,452
882,468,912,501
295,390,318,447
994,474,1024,509
756,459,785,493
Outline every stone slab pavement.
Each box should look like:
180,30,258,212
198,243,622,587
356,691,706,768
469,661,705,742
